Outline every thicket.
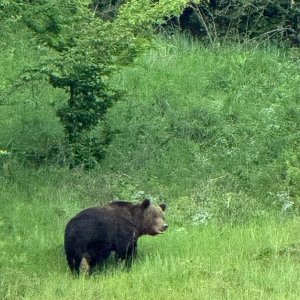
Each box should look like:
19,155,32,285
86,0,300,47
177,0,300,46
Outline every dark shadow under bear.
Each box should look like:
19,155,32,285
64,199,168,275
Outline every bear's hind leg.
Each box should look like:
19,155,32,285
66,251,82,276
82,246,111,274
80,256,92,275
66,255,75,273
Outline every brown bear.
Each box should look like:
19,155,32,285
64,198,168,275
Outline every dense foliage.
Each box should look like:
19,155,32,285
73,1,300,47
177,0,300,46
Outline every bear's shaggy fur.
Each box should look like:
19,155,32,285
64,199,167,274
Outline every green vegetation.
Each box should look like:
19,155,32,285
2,0,192,168
1,1,300,298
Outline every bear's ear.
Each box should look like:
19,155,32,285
141,198,151,210
159,204,167,211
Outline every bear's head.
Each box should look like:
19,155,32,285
139,198,168,236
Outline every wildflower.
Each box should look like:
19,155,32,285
0,149,10,156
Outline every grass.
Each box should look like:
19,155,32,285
1,176,300,299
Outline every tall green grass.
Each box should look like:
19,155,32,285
99,38,300,221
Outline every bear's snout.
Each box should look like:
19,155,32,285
158,223,168,234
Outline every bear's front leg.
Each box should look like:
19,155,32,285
115,238,137,268
125,240,137,268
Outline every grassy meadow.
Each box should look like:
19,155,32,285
1,175,300,299
2,173,300,300
1,25,300,298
